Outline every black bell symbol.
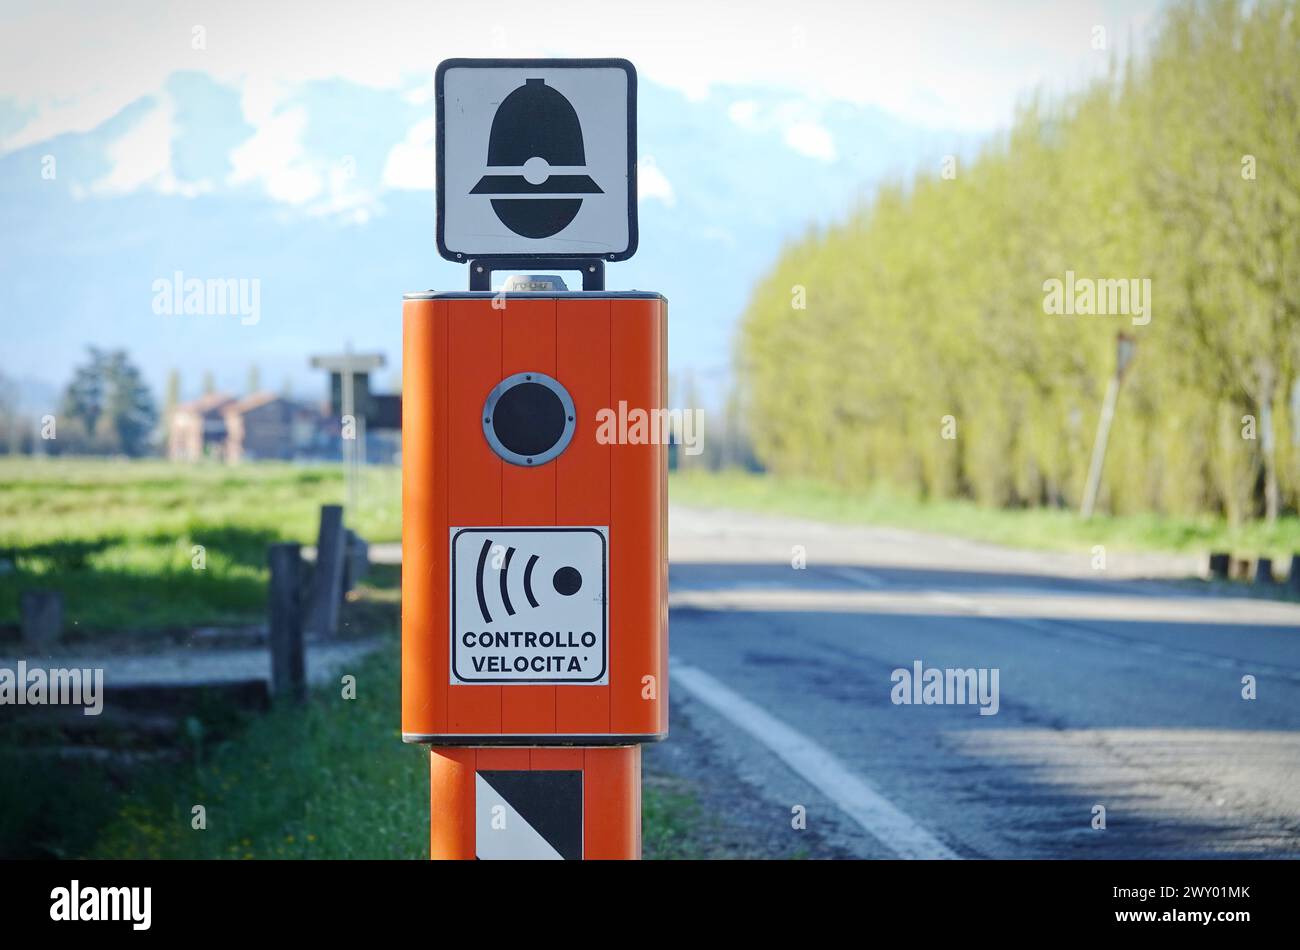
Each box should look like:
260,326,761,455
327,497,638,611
470,78,602,239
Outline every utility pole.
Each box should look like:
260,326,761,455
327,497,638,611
1080,332,1136,520
309,348,384,516
341,343,355,512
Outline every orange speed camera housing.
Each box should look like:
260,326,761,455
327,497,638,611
402,291,667,744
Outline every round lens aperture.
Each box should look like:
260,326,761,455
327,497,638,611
482,373,576,466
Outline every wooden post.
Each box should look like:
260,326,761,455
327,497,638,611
20,590,63,646
1208,552,1231,580
343,529,369,592
268,543,306,703
305,504,346,637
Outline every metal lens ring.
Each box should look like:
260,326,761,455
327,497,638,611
482,372,576,466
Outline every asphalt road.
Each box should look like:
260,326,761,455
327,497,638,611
652,505,1300,859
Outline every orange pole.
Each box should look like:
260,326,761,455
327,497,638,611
582,746,641,859
429,748,475,859
409,292,662,860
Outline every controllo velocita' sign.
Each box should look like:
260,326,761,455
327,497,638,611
450,526,607,684
436,58,637,260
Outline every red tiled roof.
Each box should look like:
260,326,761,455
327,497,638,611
224,391,283,415
174,392,236,415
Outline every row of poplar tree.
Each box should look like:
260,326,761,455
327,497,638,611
738,0,1300,522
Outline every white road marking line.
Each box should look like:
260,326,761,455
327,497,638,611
670,661,960,860
922,591,979,611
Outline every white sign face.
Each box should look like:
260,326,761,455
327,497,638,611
450,527,608,684
436,58,637,261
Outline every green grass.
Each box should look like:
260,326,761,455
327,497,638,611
81,619,706,860
0,458,400,636
640,773,785,859
91,643,431,860
0,744,121,859
0,458,714,860
86,640,711,860
641,778,710,860
0,565,413,860
670,469,1300,562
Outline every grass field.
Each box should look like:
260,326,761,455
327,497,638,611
670,469,1300,564
0,564,414,860
0,458,400,636
0,458,721,858
90,642,430,859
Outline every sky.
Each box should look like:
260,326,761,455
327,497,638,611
0,0,1169,409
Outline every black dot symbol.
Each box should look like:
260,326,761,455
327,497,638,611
552,566,582,596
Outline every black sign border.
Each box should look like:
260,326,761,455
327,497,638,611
435,58,638,263
450,526,609,684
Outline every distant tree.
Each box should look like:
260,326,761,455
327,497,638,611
159,367,181,446
63,354,102,435
202,370,215,396
59,348,158,456
0,371,24,454
246,364,261,395
164,369,180,414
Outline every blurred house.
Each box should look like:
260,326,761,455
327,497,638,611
167,392,236,461
222,393,321,462
167,388,401,463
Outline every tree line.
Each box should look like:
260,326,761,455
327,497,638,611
0,348,157,456
0,352,278,457
737,0,1300,523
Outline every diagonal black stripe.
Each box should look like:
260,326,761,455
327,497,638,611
475,539,493,624
479,770,583,860
523,554,540,608
500,546,516,616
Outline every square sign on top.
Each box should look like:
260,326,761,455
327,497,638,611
435,58,637,262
